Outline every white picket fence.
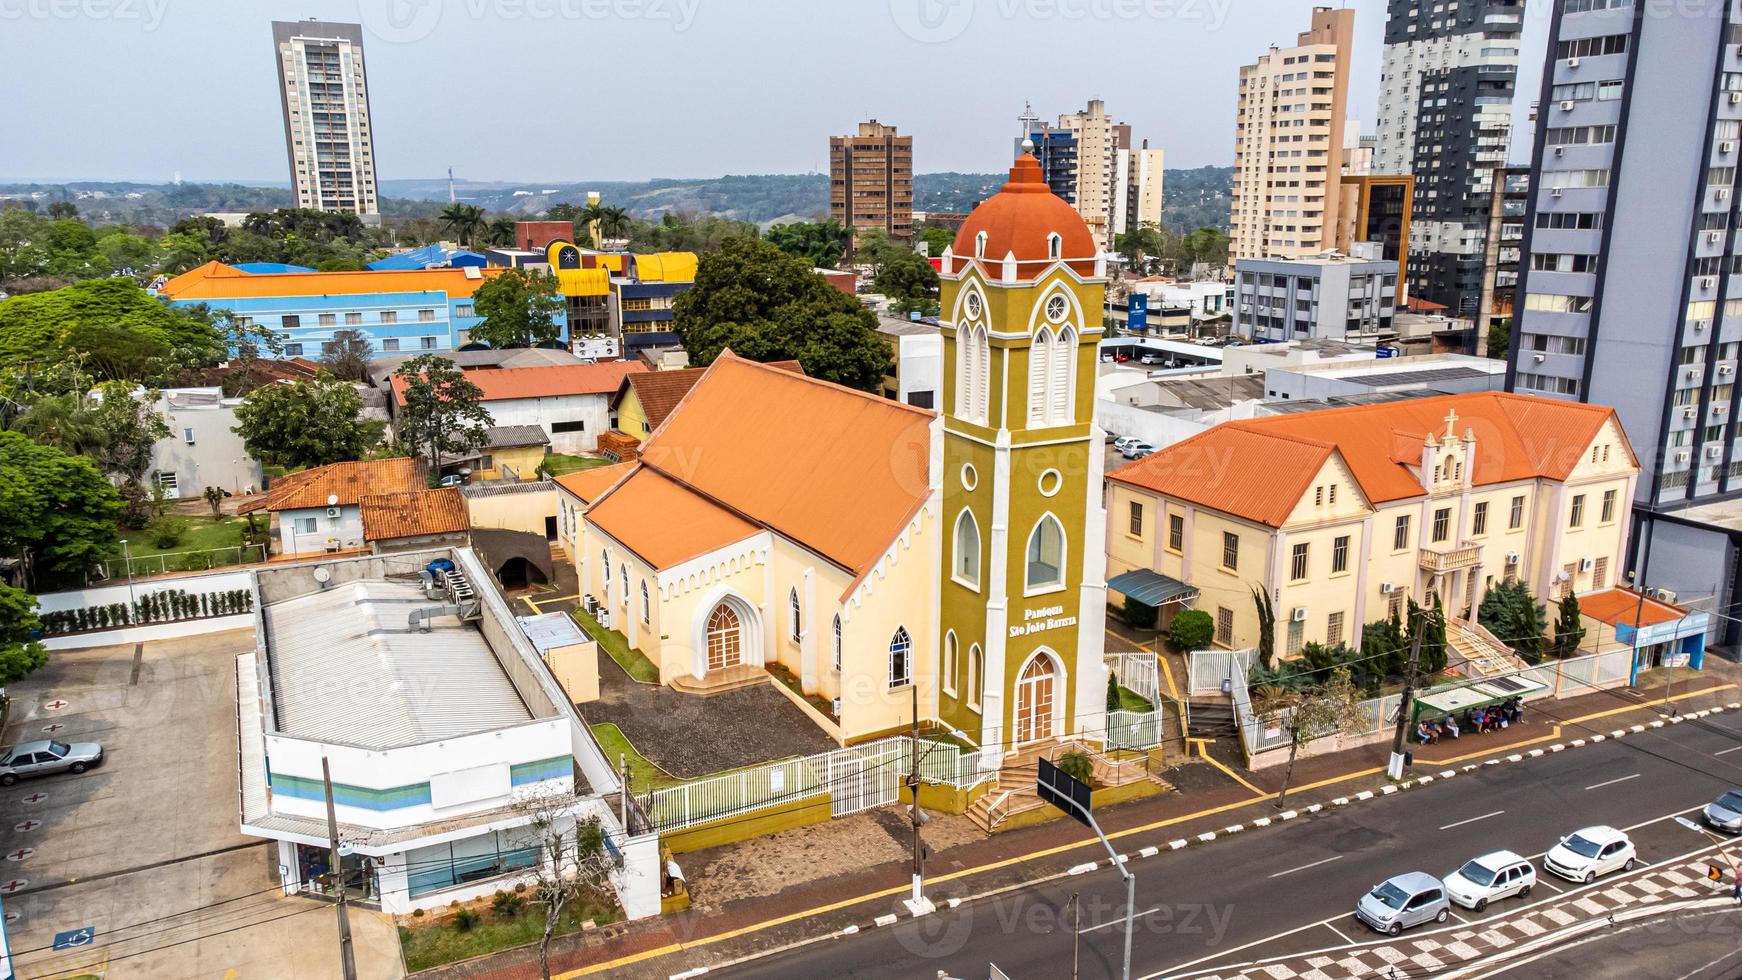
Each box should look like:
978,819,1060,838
1105,650,1162,706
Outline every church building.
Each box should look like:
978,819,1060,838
553,149,1111,760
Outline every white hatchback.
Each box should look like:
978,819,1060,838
1544,826,1636,883
1443,850,1536,911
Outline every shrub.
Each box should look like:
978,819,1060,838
491,890,523,919
410,907,425,918
1056,749,1094,785
181,551,213,573
1121,599,1158,630
150,519,185,550
451,907,479,932
1106,671,1120,713
1167,609,1215,651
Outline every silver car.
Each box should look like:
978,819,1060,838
1705,790,1742,834
0,739,103,785
1356,872,1451,935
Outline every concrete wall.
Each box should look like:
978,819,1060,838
36,568,255,614
466,485,557,536
484,393,611,455
151,394,263,497
276,504,364,555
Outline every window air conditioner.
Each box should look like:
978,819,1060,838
1559,100,1575,111
1505,552,1522,566
1703,276,1719,289
1291,606,1310,623
1580,557,1596,572
1566,57,1580,68
1724,141,1737,154
1677,451,1691,464
1719,189,1731,202
1722,364,1735,376
1554,146,1565,157
1686,406,1699,418
1731,92,1742,105
325,506,341,518
1551,187,1565,198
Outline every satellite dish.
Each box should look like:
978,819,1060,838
326,493,339,506
313,566,332,584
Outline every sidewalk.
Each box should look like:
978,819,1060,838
423,671,1741,979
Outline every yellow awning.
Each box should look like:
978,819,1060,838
635,252,698,283
553,267,609,297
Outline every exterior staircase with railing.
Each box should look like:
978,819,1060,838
965,740,1163,833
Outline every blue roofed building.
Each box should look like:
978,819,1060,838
367,244,488,271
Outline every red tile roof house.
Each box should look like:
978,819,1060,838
388,361,647,456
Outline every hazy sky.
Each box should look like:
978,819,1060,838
0,0,1550,183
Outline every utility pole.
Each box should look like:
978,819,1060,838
904,683,934,915
1388,613,1425,781
1067,891,1081,980
323,757,358,980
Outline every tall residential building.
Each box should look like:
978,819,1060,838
1019,101,1162,251
1230,6,1356,262
271,20,380,220
1507,0,1739,643
1375,0,1524,315
829,120,914,251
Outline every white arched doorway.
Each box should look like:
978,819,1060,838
1014,651,1063,745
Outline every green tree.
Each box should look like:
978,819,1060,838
764,220,851,269
1177,226,1232,269
874,248,941,317
672,237,890,391
1106,670,1121,713
915,222,956,260
439,203,487,248
1553,593,1587,659
96,232,160,280
1477,579,1548,663
1115,223,1172,275
1252,667,1366,808
1486,320,1511,361
1253,586,1277,669
393,355,492,472
0,210,51,284
10,393,103,455
468,268,564,348
87,381,171,484
1167,608,1215,651
0,430,124,590
0,585,49,686
0,278,226,382
45,201,78,220
320,329,375,383
484,217,519,248
1360,615,1407,683
232,373,383,469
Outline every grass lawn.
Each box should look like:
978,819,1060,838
543,454,613,477
1112,685,1154,713
123,515,259,572
590,722,674,792
572,608,660,683
398,896,619,973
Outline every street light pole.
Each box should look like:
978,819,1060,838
120,539,135,617
1675,816,1741,899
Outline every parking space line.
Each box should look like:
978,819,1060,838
1439,809,1505,831
1449,909,1470,923
1269,855,1343,879
1585,773,1641,791
1537,879,1563,893
1715,745,1742,757
1323,921,1355,945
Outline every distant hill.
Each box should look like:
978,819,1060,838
3,165,1231,234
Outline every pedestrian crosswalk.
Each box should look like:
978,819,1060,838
1184,858,1725,979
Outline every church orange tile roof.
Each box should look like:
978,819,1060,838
585,467,760,570
1108,392,1631,528
553,461,636,504
615,360,804,432
593,352,933,584
950,152,1098,276
389,361,648,404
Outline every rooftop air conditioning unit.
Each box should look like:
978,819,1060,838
1291,606,1310,623
1580,557,1596,572
325,506,341,518
1559,100,1575,111
1505,552,1522,565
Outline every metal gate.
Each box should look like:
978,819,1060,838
824,738,902,817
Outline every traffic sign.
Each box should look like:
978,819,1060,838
1037,757,1093,828
1710,864,1725,882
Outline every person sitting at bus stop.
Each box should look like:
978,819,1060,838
1417,720,1438,744
1442,714,1460,739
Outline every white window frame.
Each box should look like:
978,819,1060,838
888,627,912,689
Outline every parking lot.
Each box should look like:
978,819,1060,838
1,629,403,979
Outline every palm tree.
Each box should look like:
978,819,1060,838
578,201,609,249
598,206,630,245
439,203,487,248
484,217,519,248
11,393,104,455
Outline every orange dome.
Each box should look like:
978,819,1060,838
950,152,1098,276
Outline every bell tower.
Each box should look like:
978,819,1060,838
934,148,1110,766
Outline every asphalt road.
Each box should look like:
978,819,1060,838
1490,904,1742,979
724,705,1742,980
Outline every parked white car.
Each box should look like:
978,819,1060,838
1442,850,1536,911
1544,826,1636,883
1120,441,1156,460
1112,436,1142,454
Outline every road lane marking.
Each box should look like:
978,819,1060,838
1439,809,1506,831
1323,922,1354,944
1537,879,1563,893
1586,773,1641,791
1079,904,1169,934
1449,909,1470,923
1715,745,1742,756
1269,855,1343,879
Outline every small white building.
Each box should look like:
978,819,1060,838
239,458,426,558
239,548,657,916
390,362,648,455
876,315,944,409
135,387,263,500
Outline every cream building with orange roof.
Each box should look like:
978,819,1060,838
1105,392,1640,663
554,149,1115,755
